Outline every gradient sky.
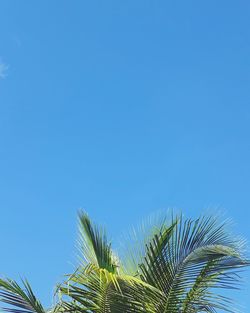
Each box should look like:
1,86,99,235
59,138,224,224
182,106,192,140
0,1,249,311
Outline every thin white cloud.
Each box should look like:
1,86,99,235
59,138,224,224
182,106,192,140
0,60,8,79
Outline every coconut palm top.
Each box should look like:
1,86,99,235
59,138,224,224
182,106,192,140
0,211,249,313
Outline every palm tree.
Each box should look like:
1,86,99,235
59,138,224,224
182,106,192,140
0,211,248,313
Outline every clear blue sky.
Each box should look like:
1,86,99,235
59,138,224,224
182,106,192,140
0,0,249,311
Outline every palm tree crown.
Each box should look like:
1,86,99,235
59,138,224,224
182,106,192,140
0,211,248,313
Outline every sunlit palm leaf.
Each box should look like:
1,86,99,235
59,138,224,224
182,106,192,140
77,211,118,273
59,265,164,313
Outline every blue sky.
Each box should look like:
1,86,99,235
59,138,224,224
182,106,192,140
0,0,249,310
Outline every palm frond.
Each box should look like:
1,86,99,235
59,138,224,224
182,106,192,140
59,269,163,313
77,211,118,273
121,210,179,275
0,278,45,313
136,214,249,313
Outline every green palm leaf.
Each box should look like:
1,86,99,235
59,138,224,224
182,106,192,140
135,214,248,312
77,211,118,273
0,279,45,313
